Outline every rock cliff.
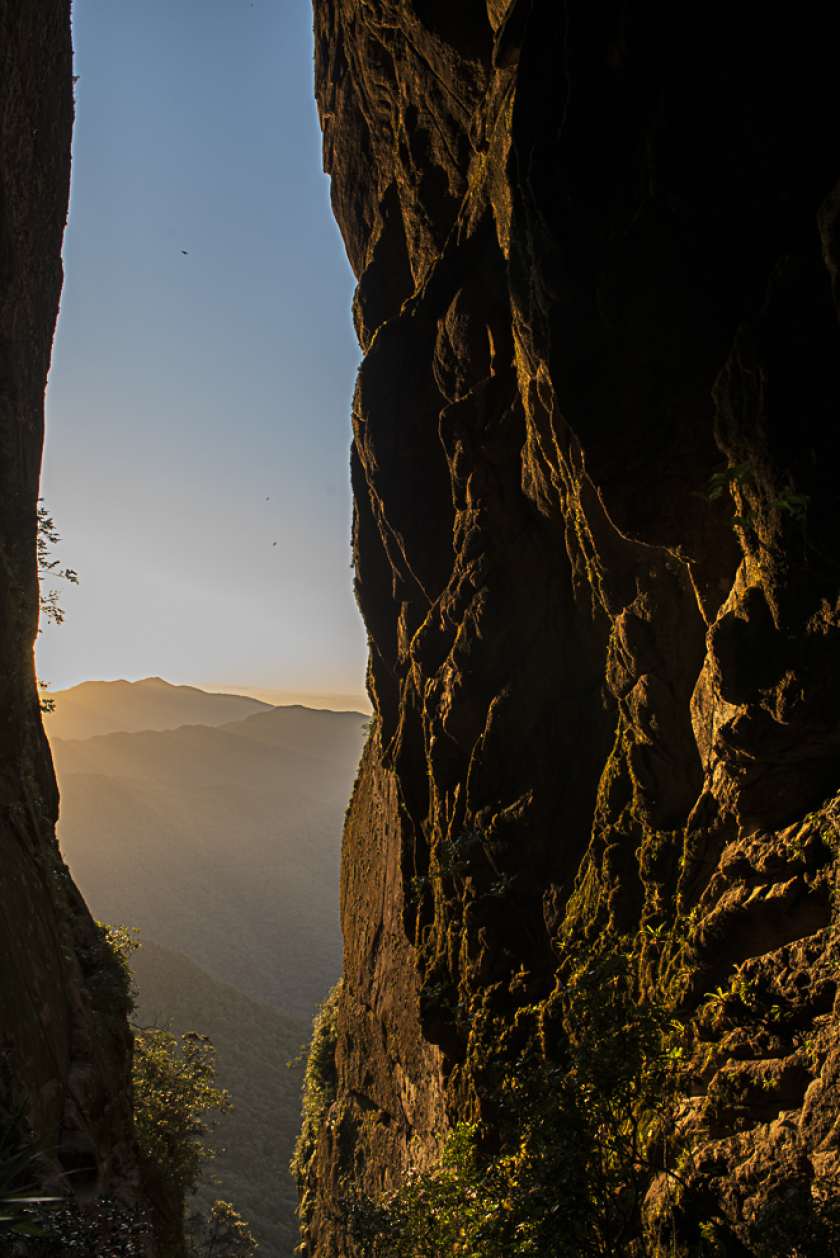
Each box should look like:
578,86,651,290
0,0,154,1244
299,1,840,1252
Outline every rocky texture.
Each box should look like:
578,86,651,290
300,1,840,1252
0,2,159,1248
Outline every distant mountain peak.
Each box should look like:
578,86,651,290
43,677,276,742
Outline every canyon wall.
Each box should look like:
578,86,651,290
299,1,840,1252
0,0,152,1240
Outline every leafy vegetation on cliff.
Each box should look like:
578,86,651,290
104,926,259,1258
346,915,840,1258
36,502,78,630
27,926,261,1258
292,980,342,1236
133,1027,232,1206
349,951,683,1257
35,503,78,714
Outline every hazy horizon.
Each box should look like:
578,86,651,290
49,673,370,703
43,673,373,722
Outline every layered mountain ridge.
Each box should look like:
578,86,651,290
54,704,366,1019
42,677,275,741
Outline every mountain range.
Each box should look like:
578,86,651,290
43,677,275,741
53,699,366,1019
48,677,366,1251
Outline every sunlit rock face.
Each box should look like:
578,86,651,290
0,0,160,1244
301,0,840,1252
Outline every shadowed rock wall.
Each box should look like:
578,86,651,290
300,1,840,1253
0,0,154,1240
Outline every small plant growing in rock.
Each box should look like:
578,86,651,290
36,503,78,626
35,502,79,713
291,980,342,1234
691,462,810,532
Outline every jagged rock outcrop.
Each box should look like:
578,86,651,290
0,1,156,1245
300,1,840,1252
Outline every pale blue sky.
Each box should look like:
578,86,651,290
37,0,367,695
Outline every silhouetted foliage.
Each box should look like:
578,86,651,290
36,502,78,712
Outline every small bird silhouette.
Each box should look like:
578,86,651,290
273,542,277,546
181,250,188,255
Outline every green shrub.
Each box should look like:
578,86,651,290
77,924,139,1022
133,1027,232,1203
291,979,342,1227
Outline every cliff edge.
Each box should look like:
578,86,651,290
299,2,840,1253
0,0,153,1244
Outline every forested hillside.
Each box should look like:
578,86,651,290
132,938,308,1257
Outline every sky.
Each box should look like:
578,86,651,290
36,0,368,697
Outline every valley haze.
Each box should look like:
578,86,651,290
49,677,366,1019
42,675,360,1254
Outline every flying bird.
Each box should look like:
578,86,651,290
181,250,188,255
